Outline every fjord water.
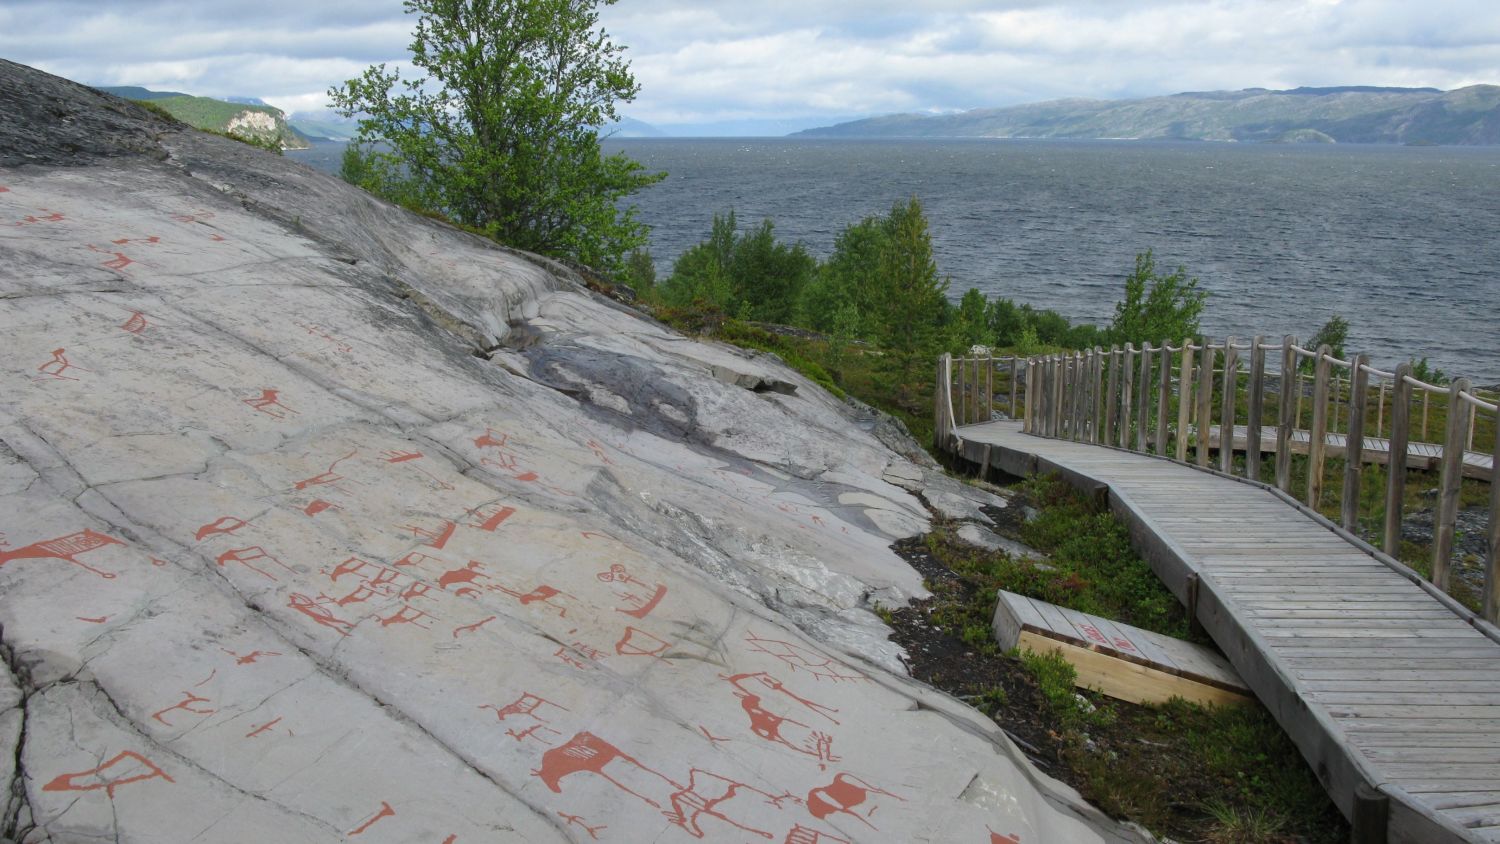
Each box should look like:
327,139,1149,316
292,138,1500,381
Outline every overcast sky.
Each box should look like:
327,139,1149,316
3,0,1498,134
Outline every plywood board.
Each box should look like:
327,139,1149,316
992,591,1251,707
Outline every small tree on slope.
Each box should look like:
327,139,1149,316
331,0,663,272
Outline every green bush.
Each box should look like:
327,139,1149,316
1109,248,1207,346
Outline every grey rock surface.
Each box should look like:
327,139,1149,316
956,525,1049,561
0,60,1139,843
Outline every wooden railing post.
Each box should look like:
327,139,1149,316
1176,339,1194,462
967,355,977,427
1105,345,1121,447
1045,356,1055,436
1033,357,1043,435
1120,344,1136,449
1486,407,1500,623
1276,335,1297,492
1067,353,1080,440
1195,340,1214,467
1220,336,1240,473
1038,357,1049,436
1072,352,1087,441
1155,341,1171,456
1136,343,1152,452
1092,347,1105,442
1085,349,1099,442
1056,353,1068,440
1061,353,1073,440
1342,355,1370,532
1073,352,1086,440
972,355,980,422
1382,364,1413,556
1308,344,1333,508
1058,355,1070,439
1376,380,1387,438
1433,378,1472,592
968,356,978,425
1022,359,1034,433
1009,356,1020,420
985,354,994,423
1247,335,1266,480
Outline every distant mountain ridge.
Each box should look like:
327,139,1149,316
94,86,309,150
795,85,1500,145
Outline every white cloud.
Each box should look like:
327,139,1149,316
1,0,1496,129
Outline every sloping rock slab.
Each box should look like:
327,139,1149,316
0,60,1139,844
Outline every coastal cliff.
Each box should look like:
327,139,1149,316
0,60,1140,843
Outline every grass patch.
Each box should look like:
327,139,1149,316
924,475,1195,641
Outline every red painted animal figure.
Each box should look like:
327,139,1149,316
722,672,839,765
535,732,792,840
36,348,88,381
438,560,490,598
805,773,905,830
0,529,122,578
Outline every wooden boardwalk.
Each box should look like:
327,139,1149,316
953,419,1500,844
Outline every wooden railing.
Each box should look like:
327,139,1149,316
935,340,1500,621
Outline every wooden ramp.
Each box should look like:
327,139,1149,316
954,419,1500,844
993,590,1252,707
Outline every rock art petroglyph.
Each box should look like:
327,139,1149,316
0,59,1136,843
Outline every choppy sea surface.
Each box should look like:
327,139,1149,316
289,138,1500,382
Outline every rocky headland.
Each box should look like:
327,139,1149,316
0,60,1140,843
